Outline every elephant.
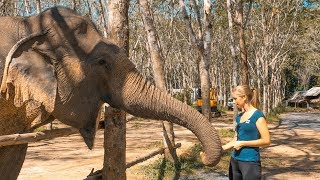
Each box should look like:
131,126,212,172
0,7,222,179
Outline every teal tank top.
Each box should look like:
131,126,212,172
231,110,265,162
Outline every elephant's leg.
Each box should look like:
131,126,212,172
0,144,28,180
0,101,29,179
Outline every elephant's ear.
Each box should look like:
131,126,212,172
4,50,57,113
0,31,57,113
0,31,56,113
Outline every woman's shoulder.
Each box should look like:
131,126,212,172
253,109,265,119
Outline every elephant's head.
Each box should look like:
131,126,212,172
0,7,221,166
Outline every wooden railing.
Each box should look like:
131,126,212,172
0,106,181,179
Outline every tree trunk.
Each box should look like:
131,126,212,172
86,0,92,20
24,0,29,16
218,68,222,104
54,0,60,6
106,1,129,54
226,0,238,88
202,0,213,119
104,1,129,179
36,0,41,14
223,75,227,107
139,0,178,164
72,0,77,11
179,0,212,120
98,0,108,37
262,70,268,114
227,0,239,118
235,0,249,85
14,1,18,16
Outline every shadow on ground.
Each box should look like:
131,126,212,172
261,112,320,179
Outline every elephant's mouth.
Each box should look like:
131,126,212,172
51,86,102,150
79,127,95,149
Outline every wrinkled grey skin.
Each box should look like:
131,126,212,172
0,7,221,179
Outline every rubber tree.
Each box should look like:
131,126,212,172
139,0,178,163
226,0,239,118
234,0,251,85
179,0,213,121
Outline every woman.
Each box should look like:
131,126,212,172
223,85,271,180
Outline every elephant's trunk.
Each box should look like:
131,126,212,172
117,71,222,166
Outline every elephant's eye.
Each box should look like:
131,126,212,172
75,22,87,35
98,59,106,65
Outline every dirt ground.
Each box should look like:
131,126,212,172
262,111,320,180
18,110,320,180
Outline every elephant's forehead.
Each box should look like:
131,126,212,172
52,16,86,30
41,7,89,30
93,42,120,55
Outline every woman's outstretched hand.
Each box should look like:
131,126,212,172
233,141,244,150
222,139,235,150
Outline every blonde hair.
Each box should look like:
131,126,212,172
232,85,260,109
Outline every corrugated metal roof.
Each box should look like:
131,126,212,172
304,87,320,97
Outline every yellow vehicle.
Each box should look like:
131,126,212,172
196,88,221,117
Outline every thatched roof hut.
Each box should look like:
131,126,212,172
288,91,306,102
287,87,320,108
305,87,320,105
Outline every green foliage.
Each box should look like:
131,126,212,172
34,126,45,132
283,68,299,97
138,158,176,180
138,144,206,179
309,75,320,87
218,128,235,139
266,112,280,124
173,88,194,106
217,104,228,113
271,104,287,114
266,104,287,123
179,143,205,171
288,7,320,92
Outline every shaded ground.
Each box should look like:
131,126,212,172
262,111,320,179
18,111,320,179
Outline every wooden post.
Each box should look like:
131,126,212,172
104,1,129,179
103,104,126,179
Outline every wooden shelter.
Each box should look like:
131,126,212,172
287,91,307,107
304,87,320,108
287,87,320,108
